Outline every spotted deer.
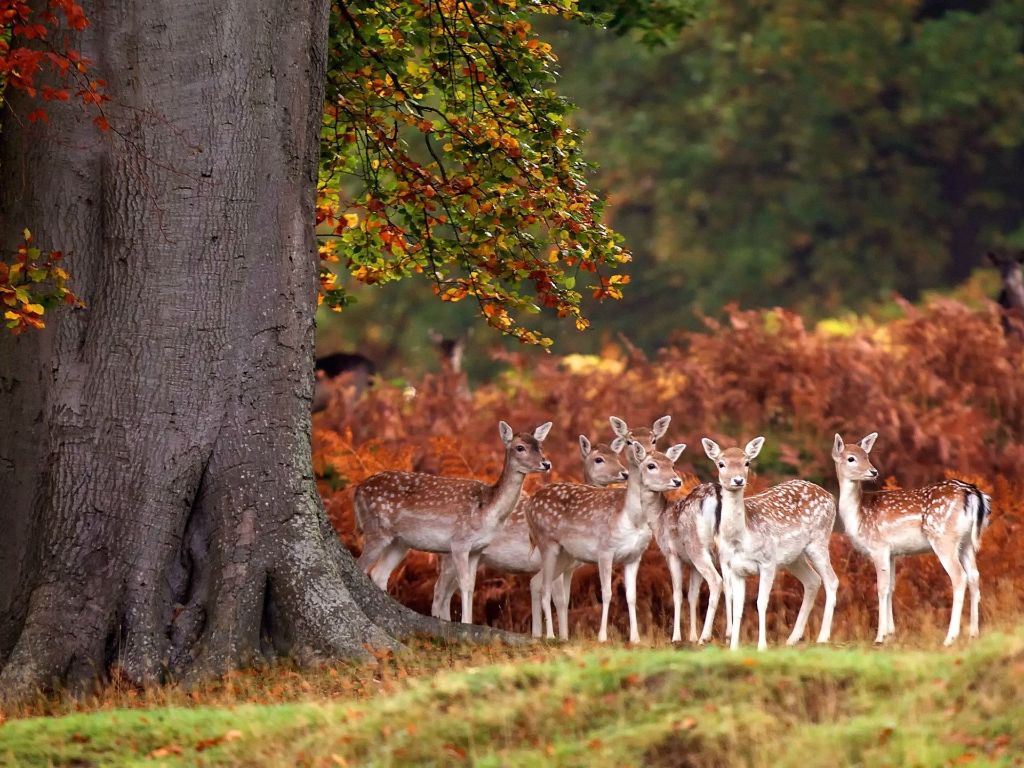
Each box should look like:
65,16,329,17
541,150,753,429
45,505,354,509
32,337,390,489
431,433,629,635
354,421,552,624
527,441,686,642
704,437,838,651
609,414,671,454
832,433,992,645
652,483,724,644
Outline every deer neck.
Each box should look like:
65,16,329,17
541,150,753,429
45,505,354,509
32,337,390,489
836,475,863,536
718,485,747,541
619,470,646,529
485,455,529,524
641,488,668,527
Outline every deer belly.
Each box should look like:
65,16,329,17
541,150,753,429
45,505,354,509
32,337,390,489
480,529,537,572
876,517,931,556
393,511,462,553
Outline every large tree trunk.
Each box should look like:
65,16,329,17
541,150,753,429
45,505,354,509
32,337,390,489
0,0,483,704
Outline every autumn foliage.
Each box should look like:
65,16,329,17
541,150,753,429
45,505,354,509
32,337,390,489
314,300,1024,642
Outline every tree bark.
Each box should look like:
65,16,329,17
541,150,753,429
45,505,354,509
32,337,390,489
0,0,498,704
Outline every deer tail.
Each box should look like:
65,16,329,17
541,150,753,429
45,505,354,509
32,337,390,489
956,482,991,552
971,488,992,552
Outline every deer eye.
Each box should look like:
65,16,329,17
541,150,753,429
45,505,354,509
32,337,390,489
744,461,750,467
718,462,725,469
516,445,526,453
594,457,604,464
646,463,656,470
847,456,856,463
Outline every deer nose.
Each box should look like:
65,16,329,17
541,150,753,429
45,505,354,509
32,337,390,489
869,468,879,478
619,470,629,480
541,460,552,471
731,476,745,487
671,477,682,488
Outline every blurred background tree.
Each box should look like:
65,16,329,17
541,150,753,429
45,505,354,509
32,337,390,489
318,0,1024,372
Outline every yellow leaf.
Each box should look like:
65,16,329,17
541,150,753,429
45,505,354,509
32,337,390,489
4,311,20,321
23,303,44,315
343,213,359,228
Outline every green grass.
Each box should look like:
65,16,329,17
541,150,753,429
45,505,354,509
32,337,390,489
3,631,1023,767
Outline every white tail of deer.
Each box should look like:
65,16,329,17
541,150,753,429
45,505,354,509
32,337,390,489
354,420,552,624
652,483,723,644
527,440,685,642
704,437,838,651
833,433,992,645
431,433,629,634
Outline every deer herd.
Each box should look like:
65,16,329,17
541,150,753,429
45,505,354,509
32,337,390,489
354,417,992,649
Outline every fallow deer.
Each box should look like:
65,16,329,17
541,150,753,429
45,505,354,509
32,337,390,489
704,437,838,651
652,483,724,644
609,414,671,454
354,420,552,624
527,441,686,642
832,433,992,645
431,434,629,635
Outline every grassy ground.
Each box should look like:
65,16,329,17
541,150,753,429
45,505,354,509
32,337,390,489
2,629,1023,768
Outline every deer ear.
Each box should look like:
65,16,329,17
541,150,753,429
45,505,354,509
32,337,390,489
533,422,553,442
665,443,687,463
859,432,878,453
832,434,845,461
578,434,592,458
630,442,647,465
701,438,721,461
610,436,627,454
609,416,629,439
651,415,671,441
498,421,514,445
744,436,765,460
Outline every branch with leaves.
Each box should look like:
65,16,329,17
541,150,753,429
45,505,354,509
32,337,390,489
318,0,630,346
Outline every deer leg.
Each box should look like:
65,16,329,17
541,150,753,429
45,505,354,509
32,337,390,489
555,563,578,641
369,541,408,592
871,552,891,644
667,554,684,643
959,545,981,639
806,545,839,644
693,553,722,645
431,554,458,621
935,544,967,646
597,554,614,643
784,557,820,646
624,558,642,643
540,545,560,639
729,571,746,651
451,547,477,625
755,565,776,651
886,553,897,637
528,571,544,638
356,532,390,575
721,562,733,641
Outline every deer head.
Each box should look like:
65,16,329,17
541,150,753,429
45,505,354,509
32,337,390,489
629,442,685,492
609,415,672,453
499,420,553,474
579,434,629,484
702,436,764,490
832,433,879,483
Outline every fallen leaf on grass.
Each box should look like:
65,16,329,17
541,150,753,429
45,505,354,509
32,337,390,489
148,744,183,758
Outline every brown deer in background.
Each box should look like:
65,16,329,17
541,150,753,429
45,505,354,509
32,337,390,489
355,421,552,624
989,249,1024,338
